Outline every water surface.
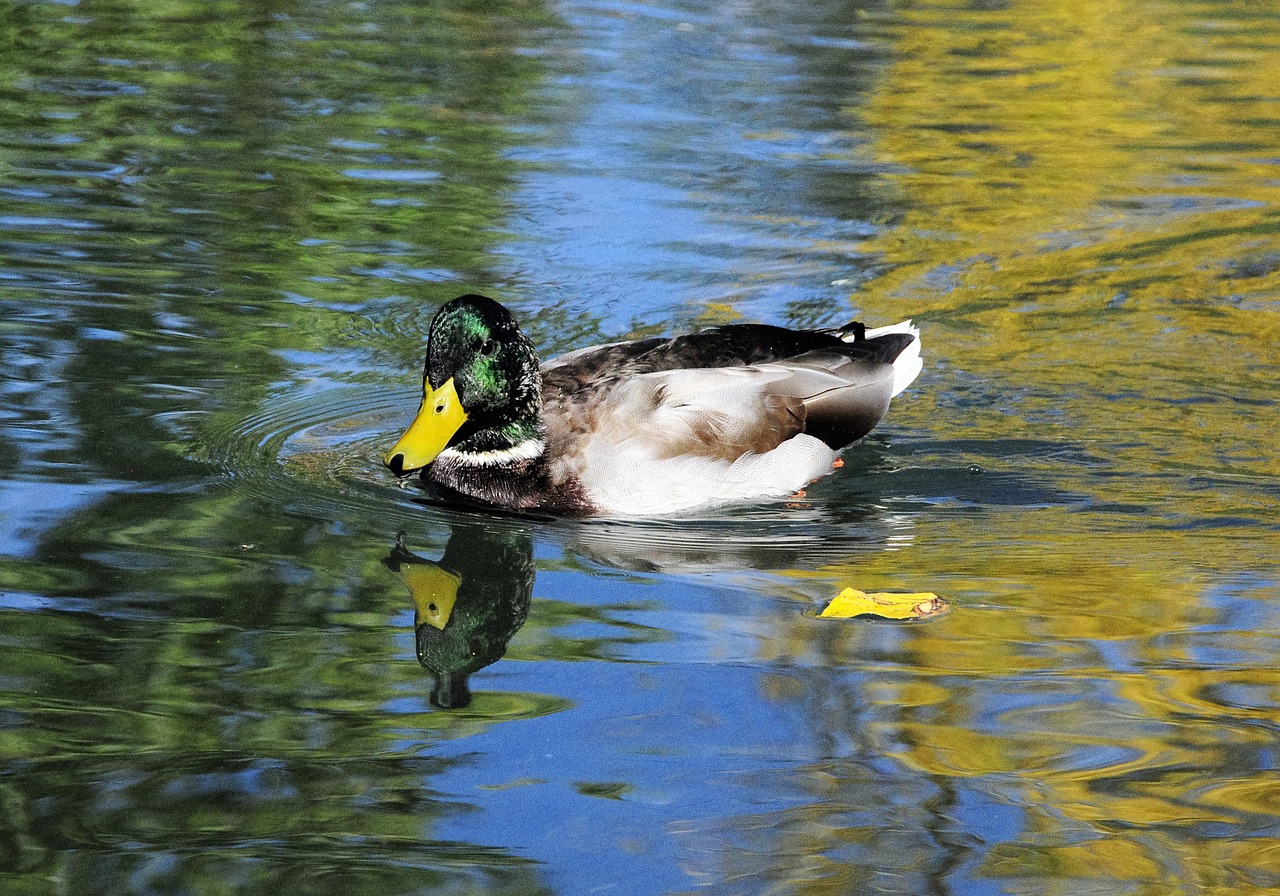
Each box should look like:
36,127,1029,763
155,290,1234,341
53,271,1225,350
2,0,1278,893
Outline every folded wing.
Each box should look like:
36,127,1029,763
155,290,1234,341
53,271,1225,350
596,350,899,460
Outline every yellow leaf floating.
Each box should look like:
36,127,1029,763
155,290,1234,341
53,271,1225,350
819,588,950,622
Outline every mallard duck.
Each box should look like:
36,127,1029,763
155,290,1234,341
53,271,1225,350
385,294,922,516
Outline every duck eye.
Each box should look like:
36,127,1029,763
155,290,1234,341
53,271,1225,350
478,339,497,357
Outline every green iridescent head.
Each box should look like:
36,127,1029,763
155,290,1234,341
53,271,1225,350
423,294,543,453
386,294,544,476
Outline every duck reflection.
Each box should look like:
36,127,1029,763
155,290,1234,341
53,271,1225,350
384,465,932,708
383,523,533,709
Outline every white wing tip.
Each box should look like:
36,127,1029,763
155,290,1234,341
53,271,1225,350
862,318,919,340
852,319,922,397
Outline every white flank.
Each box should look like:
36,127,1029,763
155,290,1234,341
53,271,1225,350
437,438,545,468
582,434,837,517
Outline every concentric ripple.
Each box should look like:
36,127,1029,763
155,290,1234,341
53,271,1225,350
194,383,437,528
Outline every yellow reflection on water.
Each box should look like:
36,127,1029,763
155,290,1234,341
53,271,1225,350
736,0,1280,891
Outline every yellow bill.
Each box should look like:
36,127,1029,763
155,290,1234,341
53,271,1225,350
397,562,462,630
385,377,468,474
819,588,950,621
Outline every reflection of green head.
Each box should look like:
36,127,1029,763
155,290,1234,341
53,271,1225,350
384,523,534,709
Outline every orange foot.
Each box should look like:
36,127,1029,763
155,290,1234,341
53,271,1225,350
832,458,844,469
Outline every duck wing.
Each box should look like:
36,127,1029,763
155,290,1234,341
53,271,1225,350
542,319,920,466
543,349,899,467
620,351,900,457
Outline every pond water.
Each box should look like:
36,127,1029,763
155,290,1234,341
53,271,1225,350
2,0,1278,893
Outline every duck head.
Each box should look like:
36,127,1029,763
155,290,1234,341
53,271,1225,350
385,295,543,477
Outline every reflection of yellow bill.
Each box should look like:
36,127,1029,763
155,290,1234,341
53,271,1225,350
385,377,468,473
820,588,950,621
399,563,461,630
